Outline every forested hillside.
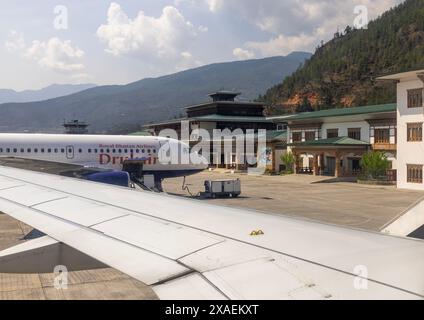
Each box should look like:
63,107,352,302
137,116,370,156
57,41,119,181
261,0,424,114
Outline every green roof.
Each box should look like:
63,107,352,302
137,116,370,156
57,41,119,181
281,103,396,121
265,130,287,141
192,114,271,123
290,136,370,147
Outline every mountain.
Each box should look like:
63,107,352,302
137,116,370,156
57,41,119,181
0,52,311,134
0,84,97,104
261,0,424,114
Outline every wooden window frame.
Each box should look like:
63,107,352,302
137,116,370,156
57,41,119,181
327,129,339,139
407,164,423,183
374,128,390,144
305,131,316,141
292,132,302,142
407,88,423,109
407,122,423,142
348,128,361,140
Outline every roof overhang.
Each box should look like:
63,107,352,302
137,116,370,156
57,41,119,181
377,69,424,82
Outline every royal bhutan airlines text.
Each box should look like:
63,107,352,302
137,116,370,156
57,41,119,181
98,144,158,166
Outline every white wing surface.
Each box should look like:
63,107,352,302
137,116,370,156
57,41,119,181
0,165,423,300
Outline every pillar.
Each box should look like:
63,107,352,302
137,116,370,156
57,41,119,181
313,154,319,176
335,153,341,178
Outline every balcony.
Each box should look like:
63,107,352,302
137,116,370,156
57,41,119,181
372,142,397,151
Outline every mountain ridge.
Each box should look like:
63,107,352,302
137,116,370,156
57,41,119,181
0,52,311,134
0,84,97,104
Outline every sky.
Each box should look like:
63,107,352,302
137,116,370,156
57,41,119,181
0,0,404,91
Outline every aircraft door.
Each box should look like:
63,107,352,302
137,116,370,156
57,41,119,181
158,140,170,165
66,145,75,159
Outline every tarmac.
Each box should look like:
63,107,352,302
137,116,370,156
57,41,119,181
1,168,424,299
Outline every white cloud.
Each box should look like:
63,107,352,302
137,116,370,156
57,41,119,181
198,25,209,33
176,51,202,71
232,48,255,60
206,0,224,12
97,3,197,59
5,30,26,52
208,0,404,57
25,38,85,73
5,31,86,74
246,34,317,57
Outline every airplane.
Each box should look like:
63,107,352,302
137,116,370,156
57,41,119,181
0,133,207,190
0,164,423,299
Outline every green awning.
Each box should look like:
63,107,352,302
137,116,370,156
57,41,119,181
289,136,370,147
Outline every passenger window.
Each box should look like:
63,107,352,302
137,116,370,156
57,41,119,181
0,148,3,153
13,148,17,153
48,149,52,153
54,149,58,153
78,149,82,153
113,149,116,153
20,149,24,153
41,149,45,153
118,149,122,153
27,148,31,153
124,149,127,153
147,149,151,153
34,149,38,153
136,149,140,153
100,149,104,153
94,149,98,153
6,148,10,153
142,149,145,153
61,149,65,153
106,149,110,153
88,149,92,153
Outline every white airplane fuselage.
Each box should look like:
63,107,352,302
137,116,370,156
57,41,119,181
0,134,207,179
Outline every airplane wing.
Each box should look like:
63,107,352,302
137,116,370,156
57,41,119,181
0,165,423,300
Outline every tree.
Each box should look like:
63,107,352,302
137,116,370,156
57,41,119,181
360,151,390,179
280,151,296,174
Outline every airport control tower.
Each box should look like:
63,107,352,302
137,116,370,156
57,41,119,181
63,120,89,134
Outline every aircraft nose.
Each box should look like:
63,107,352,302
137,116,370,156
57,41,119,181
191,153,209,170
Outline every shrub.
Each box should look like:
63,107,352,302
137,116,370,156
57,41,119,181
360,151,390,179
280,152,295,174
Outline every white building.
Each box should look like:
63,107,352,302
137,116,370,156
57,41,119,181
378,70,424,190
272,104,397,178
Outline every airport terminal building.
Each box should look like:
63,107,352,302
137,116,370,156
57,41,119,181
270,104,398,179
378,69,424,190
144,71,424,191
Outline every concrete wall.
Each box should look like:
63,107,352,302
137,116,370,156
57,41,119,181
397,79,424,190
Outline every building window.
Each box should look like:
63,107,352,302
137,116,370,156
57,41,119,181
292,132,302,142
407,123,423,142
407,165,423,183
348,128,361,140
374,128,390,144
305,131,315,141
408,88,423,108
277,124,287,131
327,129,339,138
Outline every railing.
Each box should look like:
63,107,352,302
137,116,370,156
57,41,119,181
386,169,397,182
373,143,397,151
296,167,313,175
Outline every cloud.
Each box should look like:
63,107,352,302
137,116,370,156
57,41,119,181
208,0,404,57
233,48,255,60
97,3,197,59
5,30,25,52
5,31,86,74
206,0,224,12
176,51,202,71
245,34,317,56
25,38,85,73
